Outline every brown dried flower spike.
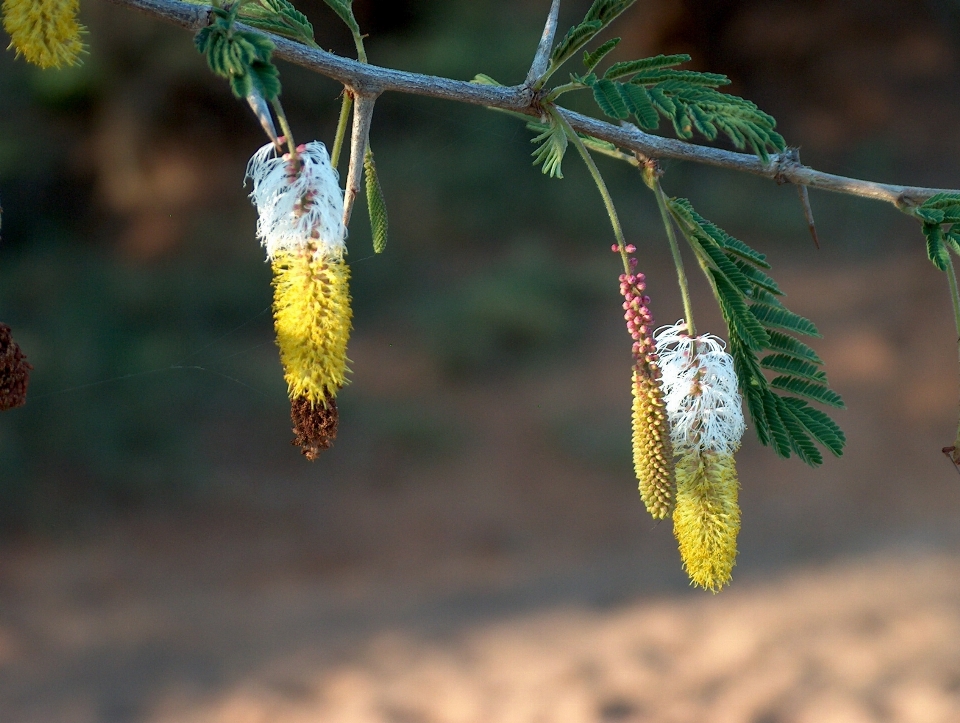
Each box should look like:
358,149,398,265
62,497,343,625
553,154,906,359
0,323,32,411
291,394,338,460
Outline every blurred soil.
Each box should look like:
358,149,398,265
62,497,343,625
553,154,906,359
4,251,960,722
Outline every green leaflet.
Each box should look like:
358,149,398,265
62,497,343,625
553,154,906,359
471,73,503,86
760,354,827,383
630,69,729,87
776,396,823,466
584,0,637,25
618,82,658,129
749,302,820,338
530,115,568,178
239,0,315,45
781,397,845,456
667,195,845,465
924,222,950,271
713,271,769,351
770,376,845,409
583,38,621,73
765,330,823,364
603,54,690,80
550,20,604,68
734,260,782,295
761,388,792,458
592,79,629,119
364,147,388,254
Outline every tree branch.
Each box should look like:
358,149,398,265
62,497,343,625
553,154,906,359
525,0,561,89
105,0,958,210
342,93,377,228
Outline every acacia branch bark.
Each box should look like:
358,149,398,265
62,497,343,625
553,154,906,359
105,0,959,210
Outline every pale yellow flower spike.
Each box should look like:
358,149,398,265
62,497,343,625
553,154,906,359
631,367,675,519
673,451,741,592
2,0,85,69
272,249,352,406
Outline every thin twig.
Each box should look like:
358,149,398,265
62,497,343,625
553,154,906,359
525,0,561,89
105,0,960,211
342,94,377,228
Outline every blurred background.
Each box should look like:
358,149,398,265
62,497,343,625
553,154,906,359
4,0,960,720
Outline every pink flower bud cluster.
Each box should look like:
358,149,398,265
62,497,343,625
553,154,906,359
615,244,658,372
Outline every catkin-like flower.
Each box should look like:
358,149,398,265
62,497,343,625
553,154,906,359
246,140,352,459
2,0,84,69
618,246,674,519
272,249,352,405
672,451,740,592
655,320,745,591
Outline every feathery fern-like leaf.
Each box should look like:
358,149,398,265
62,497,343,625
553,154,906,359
530,117,568,178
583,38,621,72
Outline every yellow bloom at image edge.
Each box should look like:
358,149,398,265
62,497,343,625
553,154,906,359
3,0,85,69
272,250,352,405
673,451,741,593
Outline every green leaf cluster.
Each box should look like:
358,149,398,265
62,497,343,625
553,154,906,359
577,54,784,161
549,0,636,72
364,148,388,254
668,198,845,465
916,193,960,270
530,113,568,179
195,5,280,101
237,0,316,46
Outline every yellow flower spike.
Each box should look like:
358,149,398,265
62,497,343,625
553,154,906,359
3,0,85,69
632,365,675,519
272,248,352,406
673,451,741,592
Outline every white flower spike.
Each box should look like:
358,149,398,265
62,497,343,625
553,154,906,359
655,320,745,455
245,140,346,260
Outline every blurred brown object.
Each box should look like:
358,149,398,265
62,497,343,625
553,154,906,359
0,323,31,411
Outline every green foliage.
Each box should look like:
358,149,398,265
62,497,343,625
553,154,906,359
592,78,629,119
584,0,638,25
194,5,281,101
583,38,620,73
917,193,960,270
667,197,845,465
530,114,568,179
549,0,636,71
364,147,389,254
579,55,785,161
550,20,604,70
238,0,316,47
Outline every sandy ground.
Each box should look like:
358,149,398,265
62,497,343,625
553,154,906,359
4,252,960,723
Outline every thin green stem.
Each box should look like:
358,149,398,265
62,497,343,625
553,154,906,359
652,180,696,337
945,255,960,447
554,110,631,275
352,33,367,64
544,81,586,102
331,92,353,168
270,98,298,166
